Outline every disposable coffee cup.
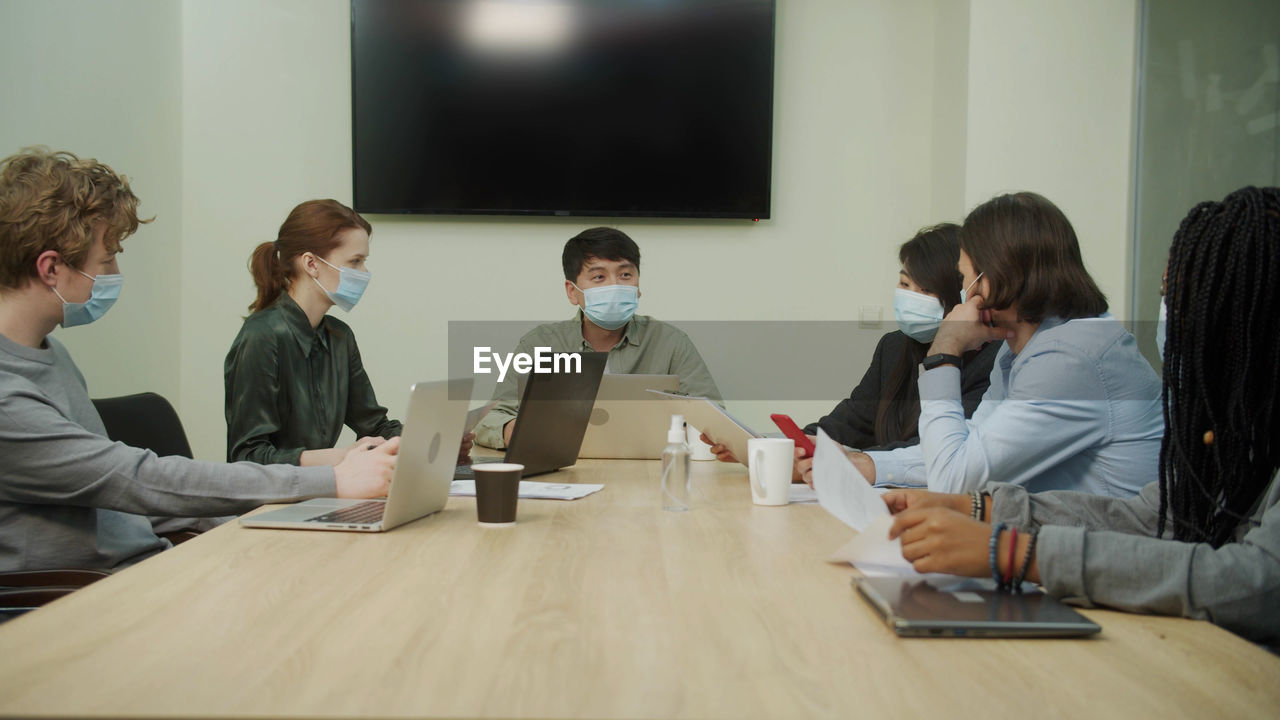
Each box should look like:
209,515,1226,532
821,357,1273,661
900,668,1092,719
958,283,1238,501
474,463,523,526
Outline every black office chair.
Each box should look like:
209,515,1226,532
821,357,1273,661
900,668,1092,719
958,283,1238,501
92,392,202,545
92,391,194,460
0,569,109,623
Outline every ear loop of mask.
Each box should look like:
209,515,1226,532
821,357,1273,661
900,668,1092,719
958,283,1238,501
49,263,94,304
960,272,984,304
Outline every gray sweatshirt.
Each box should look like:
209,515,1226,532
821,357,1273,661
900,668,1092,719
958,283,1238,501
0,332,336,572
988,472,1280,644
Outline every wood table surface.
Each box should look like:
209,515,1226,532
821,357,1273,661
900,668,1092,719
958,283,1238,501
1,458,1277,718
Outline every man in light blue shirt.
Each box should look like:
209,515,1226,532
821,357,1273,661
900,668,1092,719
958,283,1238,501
803,192,1163,497
871,314,1162,495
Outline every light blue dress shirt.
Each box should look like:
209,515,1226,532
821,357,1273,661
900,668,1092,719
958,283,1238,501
866,315,1164,497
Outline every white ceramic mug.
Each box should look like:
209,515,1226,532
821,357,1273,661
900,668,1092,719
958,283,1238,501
748,438,794,506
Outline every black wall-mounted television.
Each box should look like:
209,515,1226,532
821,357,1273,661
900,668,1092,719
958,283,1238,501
351,0,776,218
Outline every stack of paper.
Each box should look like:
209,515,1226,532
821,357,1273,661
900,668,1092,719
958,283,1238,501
788,485,819,504
449,480,604,501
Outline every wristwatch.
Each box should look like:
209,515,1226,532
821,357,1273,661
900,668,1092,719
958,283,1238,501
921,353,963,372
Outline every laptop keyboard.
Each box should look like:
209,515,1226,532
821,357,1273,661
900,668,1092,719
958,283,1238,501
307,501,386,525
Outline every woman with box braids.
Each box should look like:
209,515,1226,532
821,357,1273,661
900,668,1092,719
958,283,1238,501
1158,186,1280,547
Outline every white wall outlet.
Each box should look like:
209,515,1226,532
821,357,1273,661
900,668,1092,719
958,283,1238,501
859,305,882,328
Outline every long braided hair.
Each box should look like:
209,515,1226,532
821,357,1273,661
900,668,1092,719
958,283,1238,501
1158,186,1280,547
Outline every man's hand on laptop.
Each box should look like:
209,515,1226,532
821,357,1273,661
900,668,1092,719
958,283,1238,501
335,437,401,498
297,436,385,469
352,436,386,451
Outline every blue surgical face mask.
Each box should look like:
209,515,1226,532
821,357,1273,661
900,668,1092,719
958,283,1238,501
313,256,371,312
573,283,638,330
52,269,123,328
1155,297,1167,363
893,287,944,343
959,272,984,305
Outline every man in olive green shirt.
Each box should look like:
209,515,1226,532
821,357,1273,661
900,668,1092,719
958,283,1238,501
475,227,721,449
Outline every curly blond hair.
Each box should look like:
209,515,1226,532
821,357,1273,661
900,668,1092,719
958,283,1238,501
0,147,149,289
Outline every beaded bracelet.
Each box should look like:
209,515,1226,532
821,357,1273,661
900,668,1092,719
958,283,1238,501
1013,528,1039,591
969,490,984,520
989,522,1007,587
1003,527,1019,591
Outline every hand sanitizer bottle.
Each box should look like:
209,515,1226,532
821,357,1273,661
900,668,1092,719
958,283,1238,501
661,414,691,511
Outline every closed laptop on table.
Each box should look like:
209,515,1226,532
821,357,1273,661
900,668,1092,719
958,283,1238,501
855,575,1101,638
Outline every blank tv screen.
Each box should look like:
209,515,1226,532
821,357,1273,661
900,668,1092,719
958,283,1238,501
351,0,776,218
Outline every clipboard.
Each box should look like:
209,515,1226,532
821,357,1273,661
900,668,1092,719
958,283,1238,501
463,400,499,435
647,390,759,465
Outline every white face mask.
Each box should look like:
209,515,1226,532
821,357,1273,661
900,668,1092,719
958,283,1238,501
959,272,984,305
52,268,124,328
572,282,639,330
1156,297,1167,363
312,256,371,312
893,288,944,343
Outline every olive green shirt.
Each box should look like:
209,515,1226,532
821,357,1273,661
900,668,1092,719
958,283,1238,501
224,294,402,464
475,312,721,449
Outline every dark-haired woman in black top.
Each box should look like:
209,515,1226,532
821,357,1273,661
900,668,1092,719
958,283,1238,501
706,224,998,464
807,224,998,451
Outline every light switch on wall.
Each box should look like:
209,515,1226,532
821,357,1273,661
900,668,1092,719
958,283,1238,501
859,305,882,328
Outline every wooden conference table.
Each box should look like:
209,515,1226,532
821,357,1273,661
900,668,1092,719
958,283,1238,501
0,459,1278,719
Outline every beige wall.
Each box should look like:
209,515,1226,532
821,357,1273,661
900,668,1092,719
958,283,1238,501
177,0,948,459
2,0,1142,460
964,0,1139,322
0,0,183,403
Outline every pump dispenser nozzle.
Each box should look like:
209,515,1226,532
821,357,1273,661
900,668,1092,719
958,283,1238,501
668,414,686,444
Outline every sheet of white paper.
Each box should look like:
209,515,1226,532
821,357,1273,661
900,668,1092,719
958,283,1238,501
811,430,922,576
463,400,500,434
788,485,819,504
827,514,920,576
813,429,888,531
449,480,604,501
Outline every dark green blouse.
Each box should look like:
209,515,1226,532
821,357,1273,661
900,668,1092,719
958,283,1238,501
223,294,402,464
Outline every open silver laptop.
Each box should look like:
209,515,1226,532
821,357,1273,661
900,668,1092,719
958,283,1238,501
855,575,1101,638
240,378,472,532
577,374,680,459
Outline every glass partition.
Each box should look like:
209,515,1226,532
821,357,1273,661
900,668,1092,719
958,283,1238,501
1132,0,1280,367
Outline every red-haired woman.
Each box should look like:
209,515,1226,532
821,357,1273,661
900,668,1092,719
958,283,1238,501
224,199,470,466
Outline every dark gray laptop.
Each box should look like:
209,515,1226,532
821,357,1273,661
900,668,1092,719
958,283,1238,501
855,576,1101,638
457,352,607,478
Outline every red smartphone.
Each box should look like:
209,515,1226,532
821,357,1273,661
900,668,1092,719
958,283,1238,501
770,413,816,458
